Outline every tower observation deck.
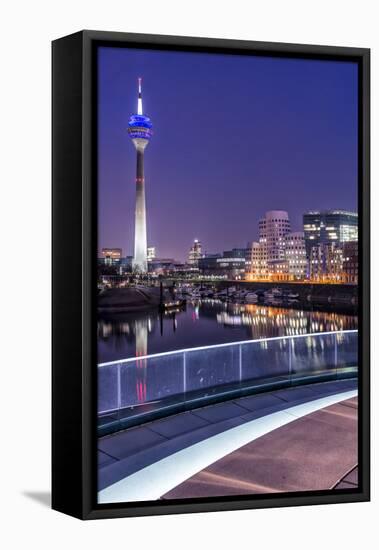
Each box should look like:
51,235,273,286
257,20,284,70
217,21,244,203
128,78,153,273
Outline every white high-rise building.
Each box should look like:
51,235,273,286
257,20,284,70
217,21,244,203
260,210,291,261
285,232,307,279
188,239,203,266
251,211,291,279
251,242,268,278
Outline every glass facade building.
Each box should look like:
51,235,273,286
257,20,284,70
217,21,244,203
303,210,358,259
101,248,122,266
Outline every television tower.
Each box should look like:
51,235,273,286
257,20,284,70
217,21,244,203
128,78,153,272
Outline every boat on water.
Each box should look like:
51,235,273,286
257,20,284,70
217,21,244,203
189,288,201,297
186,288,210,299
200,289,214,298
264,287,284,300
285,292,299,300
174,284,193,296
245,292,259,303
231,289,248,301
215,286,237,299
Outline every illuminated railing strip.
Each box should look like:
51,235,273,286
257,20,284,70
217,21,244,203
98,329,358,367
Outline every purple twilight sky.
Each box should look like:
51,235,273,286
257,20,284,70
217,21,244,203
98,46,358,262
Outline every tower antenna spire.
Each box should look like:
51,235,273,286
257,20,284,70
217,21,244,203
137,77,143,115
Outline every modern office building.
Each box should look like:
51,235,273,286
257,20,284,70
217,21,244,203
251,242,268,279
222,246,252,272
324,243,344,280
198,254,222,273
244,242,253,272
309,242,344,281
198,247,251,278
147,246,156,262
284,232,307,279
343,241,359,283
303,210,358,259
260,210,291,261
223,248,251,260
188,239,203,266
148,258,176,274
250,211,291,279
309,245,323,280
101,248,122,266
215,257,246,278
128,78,153,272
266,259,290,280
120,256,134,272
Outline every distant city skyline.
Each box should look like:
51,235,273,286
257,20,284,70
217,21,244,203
98,47,358,263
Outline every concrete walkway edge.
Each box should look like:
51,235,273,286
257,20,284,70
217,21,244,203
98,389,357,504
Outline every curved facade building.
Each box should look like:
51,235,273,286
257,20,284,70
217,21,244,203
259,210,291,261
251,210,291,279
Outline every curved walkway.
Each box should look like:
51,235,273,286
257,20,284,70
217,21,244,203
163,395,357,499
98,378,357,503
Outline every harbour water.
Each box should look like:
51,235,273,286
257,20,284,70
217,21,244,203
97,299,358,364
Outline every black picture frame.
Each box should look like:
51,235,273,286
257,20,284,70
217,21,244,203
52,30,370,520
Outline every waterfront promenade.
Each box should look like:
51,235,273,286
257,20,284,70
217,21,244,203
98,378,358,503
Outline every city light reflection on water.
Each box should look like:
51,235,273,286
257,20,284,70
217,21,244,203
97,300,357,364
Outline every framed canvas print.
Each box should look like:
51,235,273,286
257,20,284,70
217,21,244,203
52,30,370,519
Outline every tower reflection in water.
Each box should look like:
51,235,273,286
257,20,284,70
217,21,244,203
135,319,148,403
97,301,358,404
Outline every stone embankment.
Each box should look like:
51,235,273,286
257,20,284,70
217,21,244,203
98,286,169,312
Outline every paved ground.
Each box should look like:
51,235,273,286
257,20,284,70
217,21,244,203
98,378,358,497
333,465,359,490
162,396,358,498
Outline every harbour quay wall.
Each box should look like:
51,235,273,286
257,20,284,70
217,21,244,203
222,281,358,306
98,286,170,312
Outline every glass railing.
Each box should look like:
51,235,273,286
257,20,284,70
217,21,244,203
98,330,358,435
